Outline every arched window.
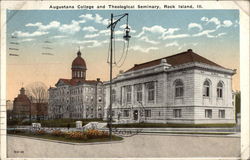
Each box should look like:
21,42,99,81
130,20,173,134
203,80,210,97
174,79,184,97
217,81,223,98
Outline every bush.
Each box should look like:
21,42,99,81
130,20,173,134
7,129,26,134
51,130,65,137
34,129,46,135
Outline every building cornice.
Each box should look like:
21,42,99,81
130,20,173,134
105,62,236,85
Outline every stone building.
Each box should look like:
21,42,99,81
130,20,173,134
104,49,236,124
48,50,104,119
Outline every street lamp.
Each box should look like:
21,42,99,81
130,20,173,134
107,13,131,140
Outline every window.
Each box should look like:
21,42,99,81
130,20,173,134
135,84,142,102
203,80,210,97
111,89,116,102
98,96,102,102
145,110,151,117
173,109,182,118
126,85,132,103
175,79,184,97
123,110,129,117
205,109,212,118
218,110,225,118
217,82,223,98
147,82,155,102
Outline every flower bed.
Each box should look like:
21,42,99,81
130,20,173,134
8,128,122,143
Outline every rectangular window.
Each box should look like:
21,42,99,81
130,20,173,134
203,87,210,97
123,110,129,117
145,110,151,117
135,84,142,102
217,88,223,98
147,82,155,102
205,109,212,118
126,86,132,103
218,110,225,118
175,87,184,97
173,109,182,118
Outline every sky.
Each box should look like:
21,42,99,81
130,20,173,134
6,9,239,100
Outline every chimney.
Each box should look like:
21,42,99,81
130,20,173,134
97,78,100,82
187,49,193,52
161,59,167,64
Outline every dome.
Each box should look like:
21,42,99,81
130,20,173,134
71,51,87,70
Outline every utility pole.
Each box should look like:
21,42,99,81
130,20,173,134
109,13,113,140
107,13,131,140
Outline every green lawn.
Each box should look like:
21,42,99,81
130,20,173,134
9,132,123,143
112,123,236,128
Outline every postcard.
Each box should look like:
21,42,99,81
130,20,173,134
0,1,249,160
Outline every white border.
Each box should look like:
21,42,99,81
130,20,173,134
0,1,249,160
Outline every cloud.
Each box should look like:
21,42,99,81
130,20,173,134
162,34,190,40
51,35,67,39
217,32,227,37
12,31,48,37
82,26,98,32
192,29,216,38
59,20,80,34
79,13,109,26
73,39,108,48
25,21,60,30
20,38,35,42
130,45,158,53
165,41,179,47
139,36,159,45
188,23,203,31
201,17,233,29
222,20,233,27
84,33,99,38
201,17,209,22
135,25,167,38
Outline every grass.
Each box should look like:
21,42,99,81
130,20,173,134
112,123,236,128
9,132,123,143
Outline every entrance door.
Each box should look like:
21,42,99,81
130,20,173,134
133,110,138,120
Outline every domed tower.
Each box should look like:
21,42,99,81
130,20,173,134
71,50,87,80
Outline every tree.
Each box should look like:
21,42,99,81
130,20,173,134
26,82,48,103
25,82,48,120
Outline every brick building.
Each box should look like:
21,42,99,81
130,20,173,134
104,49,236,124
48,50,104,119
12,87,48,120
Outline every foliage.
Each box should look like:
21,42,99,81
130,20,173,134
64,131,87,140
85,129,109,139
51,130,65,137
34,129,46,135
113,123,236,128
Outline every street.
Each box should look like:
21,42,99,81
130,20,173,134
7,134,240,158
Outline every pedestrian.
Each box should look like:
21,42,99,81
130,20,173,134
67,123,70,130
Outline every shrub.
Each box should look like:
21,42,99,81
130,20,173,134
34,129,46,135
51,130,65,137
7,129,25,134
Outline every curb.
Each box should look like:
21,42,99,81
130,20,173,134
8,135,125,145
137,132,240,138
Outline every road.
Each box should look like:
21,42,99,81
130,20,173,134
7,134,240,158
